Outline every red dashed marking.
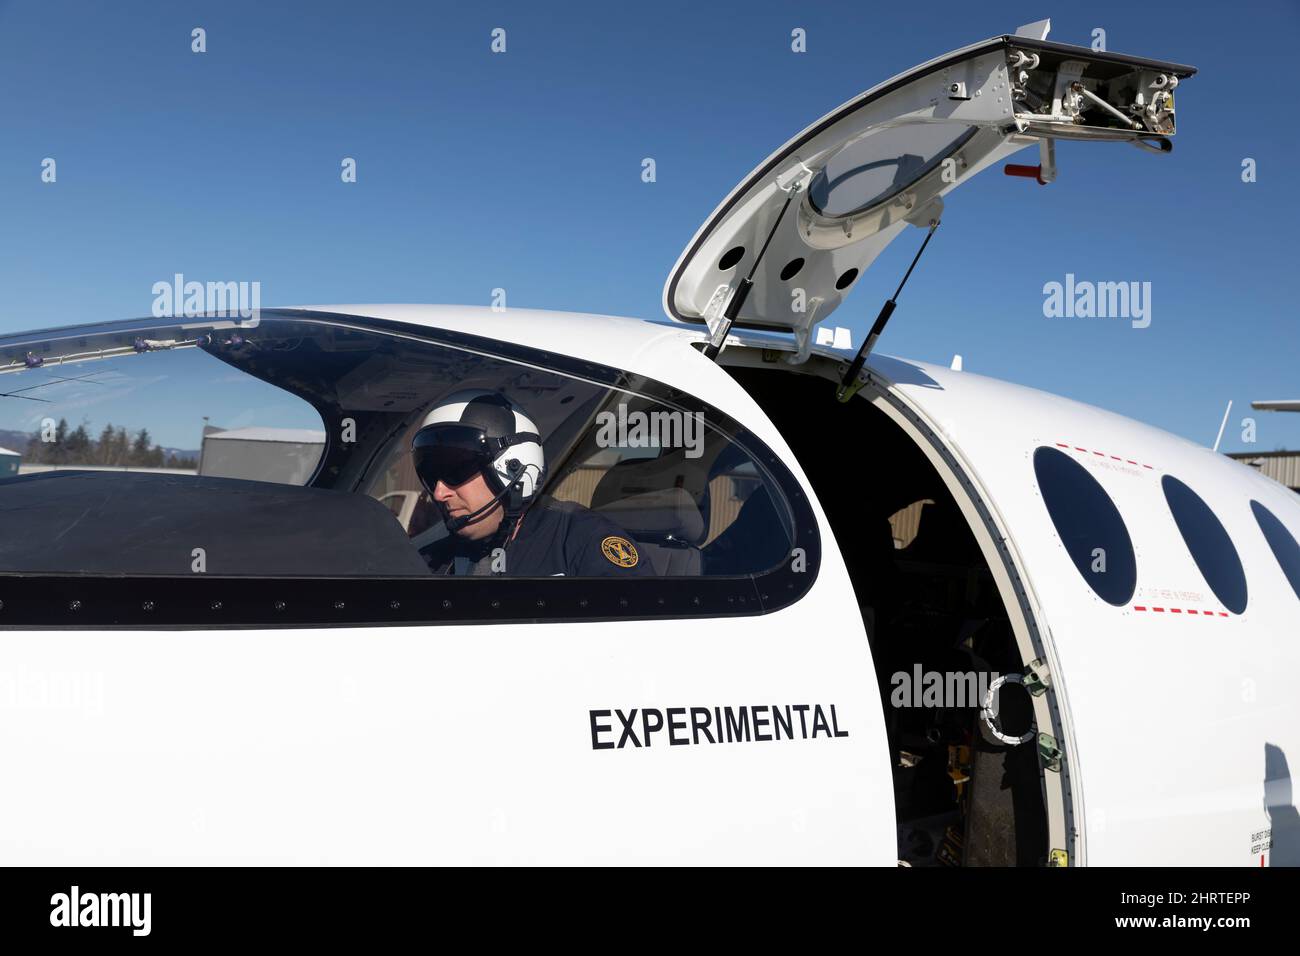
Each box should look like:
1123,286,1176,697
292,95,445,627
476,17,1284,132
1055,441,1156,471
1132,604,1229,618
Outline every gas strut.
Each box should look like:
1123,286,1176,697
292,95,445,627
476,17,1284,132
702,185,801,362
836,218,940,401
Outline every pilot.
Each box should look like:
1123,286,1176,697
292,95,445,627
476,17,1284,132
411,388,653,577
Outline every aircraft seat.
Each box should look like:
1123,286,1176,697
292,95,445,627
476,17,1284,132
590,468,706,576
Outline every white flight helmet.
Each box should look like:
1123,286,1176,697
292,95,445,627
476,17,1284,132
411,389,546,513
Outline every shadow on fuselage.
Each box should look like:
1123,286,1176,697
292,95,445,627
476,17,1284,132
1264,743,1300,866
865,354,944,390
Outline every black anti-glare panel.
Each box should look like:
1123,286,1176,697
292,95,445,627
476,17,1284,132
0,471,430,577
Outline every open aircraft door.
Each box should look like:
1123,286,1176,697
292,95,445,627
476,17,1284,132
664,19,1194,365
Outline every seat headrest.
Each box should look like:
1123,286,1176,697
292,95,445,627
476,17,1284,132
592,455,705,503
591,486,705,543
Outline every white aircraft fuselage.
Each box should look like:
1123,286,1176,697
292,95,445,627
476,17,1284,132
2,23,1295,867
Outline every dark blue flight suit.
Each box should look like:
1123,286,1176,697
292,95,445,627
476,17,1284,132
427,500,654,577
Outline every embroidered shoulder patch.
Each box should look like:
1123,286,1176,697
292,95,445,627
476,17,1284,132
600,535,639,568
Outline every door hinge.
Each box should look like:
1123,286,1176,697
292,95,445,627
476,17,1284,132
1038,732,1063,772
1023,657,1051,696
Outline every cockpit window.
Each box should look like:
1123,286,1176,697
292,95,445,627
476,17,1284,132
0,312,803,585
4,346,322,481
1032,446,1137,606
362,385,797,578
1161,475,1248,615
1250,500,1300,602
541,411,794,576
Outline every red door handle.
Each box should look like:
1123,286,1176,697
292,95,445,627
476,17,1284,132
1004,163,1048,185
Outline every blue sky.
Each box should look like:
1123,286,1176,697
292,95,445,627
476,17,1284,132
0,0,1296,453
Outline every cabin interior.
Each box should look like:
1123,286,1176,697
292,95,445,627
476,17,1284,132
728,363,1050,867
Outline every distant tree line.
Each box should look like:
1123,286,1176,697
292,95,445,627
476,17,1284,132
24,419,198,469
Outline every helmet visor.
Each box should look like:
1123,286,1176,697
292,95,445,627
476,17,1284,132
411,423,493,490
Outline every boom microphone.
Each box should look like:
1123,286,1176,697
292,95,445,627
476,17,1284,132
443,463,539,532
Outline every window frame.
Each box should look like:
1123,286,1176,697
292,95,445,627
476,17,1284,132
0,309,821,628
